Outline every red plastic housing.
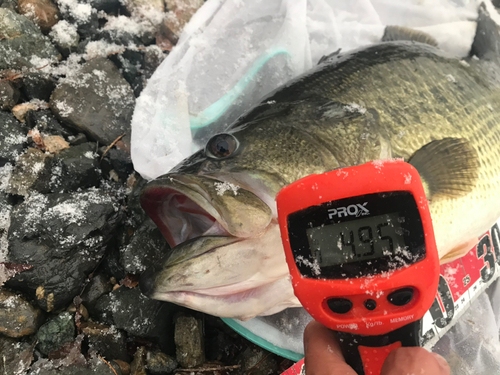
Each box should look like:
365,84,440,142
276,160,440,336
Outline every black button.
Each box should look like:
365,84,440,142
364,299,376,310
327,298,353,314
388,288,414,306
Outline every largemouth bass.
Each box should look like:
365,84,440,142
139,4,500,320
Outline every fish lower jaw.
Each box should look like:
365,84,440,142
150,277,301,320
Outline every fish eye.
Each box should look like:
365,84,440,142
205,133,239,159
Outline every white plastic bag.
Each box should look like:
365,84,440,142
131,0,477,180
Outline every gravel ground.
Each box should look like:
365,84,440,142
0,0,295,373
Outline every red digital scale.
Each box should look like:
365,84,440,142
276,160,440,375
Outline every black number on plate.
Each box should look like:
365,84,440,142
477,234,495,282
429,275,455,329
491,224,500,265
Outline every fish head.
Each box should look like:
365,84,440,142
139,123,329,320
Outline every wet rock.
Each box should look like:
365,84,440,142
146,350,178,374
0,336,34,374
0,288,41,337
49,19,79,56
0,8,60,70
0,193,11,258
21,72,57,101
234,347,279,375
36,311,75,355
130,346,147,375
0,0,18,11
143,45,165,80
81,273,114,311
18,0,60,33
0,111,27,166
175,316,205,368
28,355,123,375
6,148,53,196
50,57,135,148
119,218,169,275
93,286,175,347
101,146,134,181
205,317,244,363
127,173,148,226
0,80,20,109
6,189,123,311
82,321,130,362
69,133,88,145
108,52,143,96
32,142,101,193
89,0,121,13
25,109,72,138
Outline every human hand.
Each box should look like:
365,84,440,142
303,320,450,375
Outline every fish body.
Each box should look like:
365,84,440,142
140,5,500,320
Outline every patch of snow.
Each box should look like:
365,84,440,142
56,0,93,24
214,181,239,196
344,103,367,115
49,20,79,46
54,100,74,117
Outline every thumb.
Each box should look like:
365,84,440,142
381,347,450,375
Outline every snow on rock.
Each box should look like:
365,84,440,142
6,189,123,312
0,8,60,70
50,57,135,147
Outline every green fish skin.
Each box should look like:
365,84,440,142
139,4,500,320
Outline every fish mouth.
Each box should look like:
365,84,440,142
139,174,298,319
140,180,229,248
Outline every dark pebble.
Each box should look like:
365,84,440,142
100,146,134,181
119,218,169,274
25,110,74,139
28,355,123,375
82,321,130,362
89,0,121,13
93,286,176,350
0,8,60,70
0,0,18,11
0,336,34,374
32,142,101,193
69,133,88,145
6,189,123,311
146,350,178,374
0,111,27,166
36,311,76,355
0,80,20,109
175,316,205,368
6,148,53,196
21,73,57,102
0,288,41,337
50,57,135,148
81,273,114,310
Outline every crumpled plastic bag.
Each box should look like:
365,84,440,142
131,0,500,372
131,0,478,180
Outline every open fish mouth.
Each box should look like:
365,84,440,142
139,175,298,318
140,181,231,248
